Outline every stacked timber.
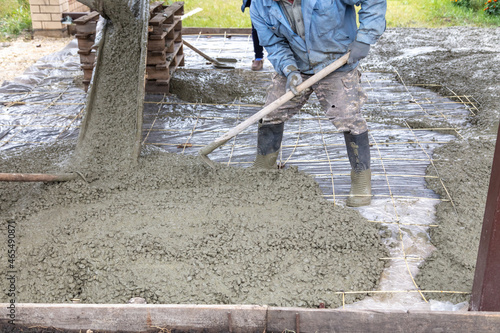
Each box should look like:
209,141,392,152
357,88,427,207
146,1,185,94
74,11,99,92
74,1,185,94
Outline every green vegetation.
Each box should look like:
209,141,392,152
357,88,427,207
1,0,498,41
0,0,31,41
481,0,500,15
178,0,500,28
385,0,500,27
172,0,251,28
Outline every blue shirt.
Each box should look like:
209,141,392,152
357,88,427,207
250,0,387,75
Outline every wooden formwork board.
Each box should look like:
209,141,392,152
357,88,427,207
2,304,500,332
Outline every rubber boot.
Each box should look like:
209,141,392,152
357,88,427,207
253,122,284,169
344,131,372,207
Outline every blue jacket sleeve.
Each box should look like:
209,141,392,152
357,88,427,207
249,3,298,76
352,0,387,44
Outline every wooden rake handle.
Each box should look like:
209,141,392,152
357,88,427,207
183,39,221,65
0,173,79,182
198,53,350,168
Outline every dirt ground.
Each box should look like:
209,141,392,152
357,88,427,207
0,26,499,307
0,35,73,85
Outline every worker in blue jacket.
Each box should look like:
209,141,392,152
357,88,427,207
250,0,386,207
242,0,265,70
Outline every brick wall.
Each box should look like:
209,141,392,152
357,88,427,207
29,0,89,37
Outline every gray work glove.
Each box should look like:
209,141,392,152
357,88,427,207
283,64,303,96
347,40,370,64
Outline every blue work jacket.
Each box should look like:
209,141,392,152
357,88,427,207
250,0,386,75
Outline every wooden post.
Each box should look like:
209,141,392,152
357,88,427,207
470,122,500,311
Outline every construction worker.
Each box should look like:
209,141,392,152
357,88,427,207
250,0,386,207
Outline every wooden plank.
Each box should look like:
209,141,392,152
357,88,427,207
162,2,184,24
147,37,167,50
75,21,96,34
79,52,96,64
77,38,94,50
169,44,184,68
165,40,182,64
149,1,165,15
1,304,267,332
164,16,181,36
62,12,90,20
267,307,500,333
74,11,100,25
75,32,93,39
78,48,92,55
165,29,182,50
149,23,166,35
82,68,94,81
146,66,169,80
170,53,184,73
149,30,167,40
470,122,500,311
166,1,184,16
149,12,166,26
178,51,185,66
147,51,167,65
4,304,500,332
174,17,182,31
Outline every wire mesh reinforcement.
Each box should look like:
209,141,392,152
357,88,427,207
0,35,480,310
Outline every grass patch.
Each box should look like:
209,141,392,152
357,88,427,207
176,0,500,28
166,0,252,28
0,0,31,41
1,0,498,40
386,0,500,27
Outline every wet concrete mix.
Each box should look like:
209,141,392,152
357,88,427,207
364,27,500,303
0,2,387,307
1,25,499,306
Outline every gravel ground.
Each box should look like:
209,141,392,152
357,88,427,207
0,35,73,86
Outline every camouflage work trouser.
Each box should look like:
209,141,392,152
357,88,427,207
261,69,368,135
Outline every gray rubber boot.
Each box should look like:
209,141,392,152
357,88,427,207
344,131,372,207
253,122,284,169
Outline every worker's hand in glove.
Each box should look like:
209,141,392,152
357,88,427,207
283,65,310,99
347,40,370,64
286,71,303,95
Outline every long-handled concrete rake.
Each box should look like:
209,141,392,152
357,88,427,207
182,39,236,69
199,53,350,168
